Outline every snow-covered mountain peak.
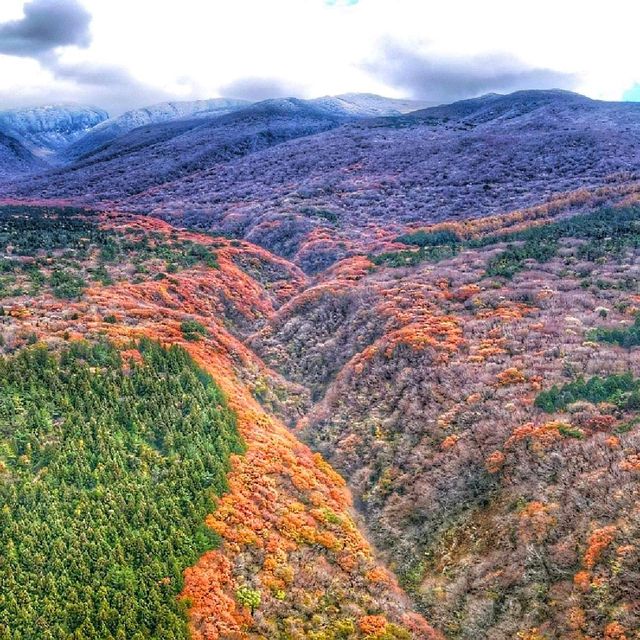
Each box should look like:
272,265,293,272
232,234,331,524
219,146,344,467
0,105,109,159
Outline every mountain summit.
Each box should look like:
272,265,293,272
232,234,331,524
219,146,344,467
0,105,108,160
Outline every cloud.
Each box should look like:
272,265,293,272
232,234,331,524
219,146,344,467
365,40,579,103
325,0,359,6
0,83,177,116
0,0,91,58
219,77,305,102
44,60,180,113
0,1,179,114
48,60,138,88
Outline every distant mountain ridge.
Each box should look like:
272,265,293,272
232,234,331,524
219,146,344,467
310,93,431,116
64,98,252,160
410,89,638,126
20,95,371,204
0,92,423,167
2,89,640,272
0,105,108,160
0,93,426,200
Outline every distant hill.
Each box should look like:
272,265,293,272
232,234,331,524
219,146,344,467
0,92,428,168
314,93,431,116
3,90,640,271
6,93,420,164
0,105,108,160
64,98,251,160
336,93,431,116
410,89,635,126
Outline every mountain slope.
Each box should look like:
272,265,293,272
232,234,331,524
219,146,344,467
124,90,640,269
0,130,46,179
64,98,251,160
6,90,638,272
252,204,640,638
409,89,640,129
3,88,640,640
311,93,430,117
0,105,108,160
63,94,408,164
0,204,439,640
5,97,368,204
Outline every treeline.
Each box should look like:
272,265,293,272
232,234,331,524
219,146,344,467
589,314,640,348
478,205,640,278
396,229,461,248
535,372,640,413
0,206,218,268
0,338,244,640
0,206,219,300
369,229,461,268
485,237,558,278
369,244,459,268
370,205,640,276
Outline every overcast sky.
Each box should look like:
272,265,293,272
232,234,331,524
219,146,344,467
0,0,638,115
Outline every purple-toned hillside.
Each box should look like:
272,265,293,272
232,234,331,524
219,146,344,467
2,90,640,271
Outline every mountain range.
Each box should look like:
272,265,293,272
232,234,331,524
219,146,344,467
2,88,640,640
0,93,428,173
1,89,639,271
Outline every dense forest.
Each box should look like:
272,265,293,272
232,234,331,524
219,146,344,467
0,338,244,640
2,198,640,638
0,205,435,640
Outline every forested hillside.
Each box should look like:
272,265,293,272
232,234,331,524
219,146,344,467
0,205,438,640
2,0,640,629
1,85,640,640
0,339,243,640
2,196,639,638
253,205,640,638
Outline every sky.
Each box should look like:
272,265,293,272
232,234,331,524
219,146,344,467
0,0,639,115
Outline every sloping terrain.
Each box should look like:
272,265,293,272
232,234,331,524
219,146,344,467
252,205,640,638
312,94,430,117
335,93,430,114
5,91,639,274
0,205,438,640
0,130,45,180
3,198,639,639
0,105,108,160
63,93,420,162
2,90,640,640
139,90,638,264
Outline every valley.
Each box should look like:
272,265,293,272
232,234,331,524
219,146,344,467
0,90,639,640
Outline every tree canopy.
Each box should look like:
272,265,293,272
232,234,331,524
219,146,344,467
0,338,243,640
